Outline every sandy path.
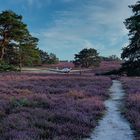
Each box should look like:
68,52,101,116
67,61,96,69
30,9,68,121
86,80,134,140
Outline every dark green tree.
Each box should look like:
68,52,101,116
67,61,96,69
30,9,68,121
0,10,40,69
74,48,101,68
108,55,120,61
39,50,59,64
18,35,40,68
48,53,59,64
0,10,28,61
39,50,50,64
121,1,140,76
4,43,19,65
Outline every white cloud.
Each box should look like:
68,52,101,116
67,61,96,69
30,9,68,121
27,0,34,6
32,0,137,59
16,0,52,8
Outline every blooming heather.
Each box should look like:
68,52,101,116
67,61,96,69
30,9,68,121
0,72,111,140
121,77,140,140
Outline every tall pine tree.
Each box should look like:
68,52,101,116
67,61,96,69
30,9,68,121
121,1,140,76
0,10,40,68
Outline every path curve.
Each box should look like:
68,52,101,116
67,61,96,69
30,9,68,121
86,80,134,140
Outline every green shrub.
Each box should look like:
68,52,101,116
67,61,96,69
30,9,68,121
126,68,140,76
0,63,18,72
11,98,30,108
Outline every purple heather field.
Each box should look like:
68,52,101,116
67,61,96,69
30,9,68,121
0,72,111,140
121,77,140,140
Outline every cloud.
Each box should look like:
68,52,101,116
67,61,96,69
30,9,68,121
32,0,137,59
15,0,51,8
27,0,34,6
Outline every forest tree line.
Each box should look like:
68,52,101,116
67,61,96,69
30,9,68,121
0,10,58,71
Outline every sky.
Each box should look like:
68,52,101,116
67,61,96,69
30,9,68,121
0,0,138,60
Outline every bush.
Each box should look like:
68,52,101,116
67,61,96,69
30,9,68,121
95,69,122,76
11,98,30,108
126,69,140,76
0,63,18,72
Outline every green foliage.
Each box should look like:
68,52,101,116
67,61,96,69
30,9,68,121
101,69,122,76
121,1,140,76
0,62,18,71
0,10,41,69
74,48,101,68
100,55,120,61
11,98,30,108
108,55,120,61
48,53,59,64
39,50,59,64
121,61,140,76
0,10,28,60
39,50,50,64
3,44,19,66
0,10,59,70
19,45,41,67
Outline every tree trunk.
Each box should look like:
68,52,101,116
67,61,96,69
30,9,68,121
19,54,22,71
0,47,5,62
19,62,22,71
0,32,7,62
18,46,22,71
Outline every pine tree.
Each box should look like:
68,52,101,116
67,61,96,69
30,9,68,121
74,48,100,68
121,1,140,76
0,10,40,69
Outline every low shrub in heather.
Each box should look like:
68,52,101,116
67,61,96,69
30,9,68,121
121,77,140,140
0,73,111,140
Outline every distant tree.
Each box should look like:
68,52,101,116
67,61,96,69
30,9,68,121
48,53,59,64
0,10,40,69
108,55,120,61
39,50,59,64
99,56,109,61
39,50,50,64
100,55,120,61
74,48,101,68
121,1,140,76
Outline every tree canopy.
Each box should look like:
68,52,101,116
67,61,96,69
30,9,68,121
100,55,120,61
0,10,41,69
74,48,101,68
121,1,140,75
39,50,59,65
